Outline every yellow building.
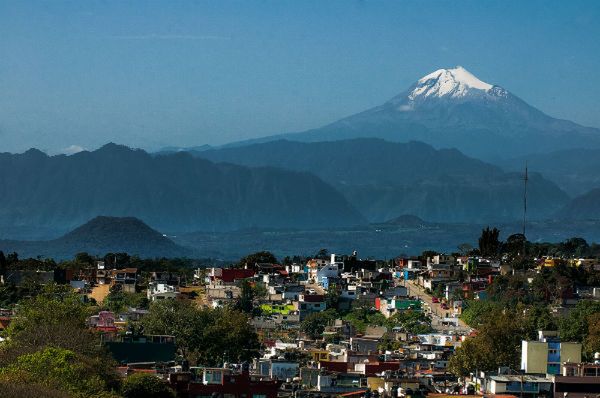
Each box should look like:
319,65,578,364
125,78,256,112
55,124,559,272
309,350,330,362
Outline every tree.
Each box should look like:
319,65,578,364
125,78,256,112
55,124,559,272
121,373,175,398
0,250,7,276
343,306,386,334
5,284,100,357
460,300,503,327
457,243,473,256
6,252,18,264
237,251,277,268
524,304,557,332
478,227,500,258
447,337,485,376
0,381,72,398
1,285,119,392
198,307,261,365
449,309,530,376
236,279,256,314
103,252,130,267
140,299,208,359
141,300,260,365
584,313,600,360
104,283,148,313
315,248,329,259
0,347,118,398
502,233,527,263
421,250,438,261
325,284,341,310
74,252,94,265
300,310,337,339
386,310,433,335
559,300,600,343
559,237,589,257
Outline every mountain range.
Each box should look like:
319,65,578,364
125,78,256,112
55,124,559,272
192,138,569,223
499,148,600,195
0,144,364,234
233,66,600,159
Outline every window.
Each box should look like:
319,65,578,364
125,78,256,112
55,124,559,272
584,367,598,376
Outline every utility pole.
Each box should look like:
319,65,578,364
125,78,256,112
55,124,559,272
522,161,528,238
522,161,528,258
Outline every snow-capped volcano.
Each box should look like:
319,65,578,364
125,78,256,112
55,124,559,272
235,66,600,157
391,66,509,112
409,66,493,99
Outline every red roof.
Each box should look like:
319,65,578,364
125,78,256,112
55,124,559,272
318,361,349,373
301,294,325,302
216,268,255,283
363,361,402,376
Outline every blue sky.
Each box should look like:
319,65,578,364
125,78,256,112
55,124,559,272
1,0,599,153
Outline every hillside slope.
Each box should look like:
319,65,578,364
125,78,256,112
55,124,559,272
557,188,600,221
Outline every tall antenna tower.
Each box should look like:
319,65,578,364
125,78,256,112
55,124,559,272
522,161,528,238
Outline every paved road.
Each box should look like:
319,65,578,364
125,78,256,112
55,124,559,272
304,282,326,295
404,279,471,334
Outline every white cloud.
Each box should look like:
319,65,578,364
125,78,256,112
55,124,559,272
62,145,86,155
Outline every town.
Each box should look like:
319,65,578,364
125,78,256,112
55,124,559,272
1,230,599,398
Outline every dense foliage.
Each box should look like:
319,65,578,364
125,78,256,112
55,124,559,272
140,299,261,366
0,285,120,397
121,373,175,398
449,308,533,376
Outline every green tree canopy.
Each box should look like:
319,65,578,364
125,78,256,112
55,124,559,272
559,300,600,344
478,227,500,258
0,347,118,398
0,284,119,395
121,373,175,398
584,312,600,360
5,284,99,357
386,310,433,335
300,309,337,339
141,300,260,365
237,251,277,267
449,309,532,376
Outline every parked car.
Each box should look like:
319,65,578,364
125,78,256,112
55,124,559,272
432,297,440,303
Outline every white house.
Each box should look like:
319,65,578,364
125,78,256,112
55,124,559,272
147,282,180,301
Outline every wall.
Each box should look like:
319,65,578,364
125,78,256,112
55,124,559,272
521,341,548,374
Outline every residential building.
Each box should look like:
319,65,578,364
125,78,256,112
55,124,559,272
521,331,582,375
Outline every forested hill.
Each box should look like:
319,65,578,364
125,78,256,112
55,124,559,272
0,216,193,259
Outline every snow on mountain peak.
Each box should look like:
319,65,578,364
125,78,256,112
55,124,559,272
409,66,493,100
